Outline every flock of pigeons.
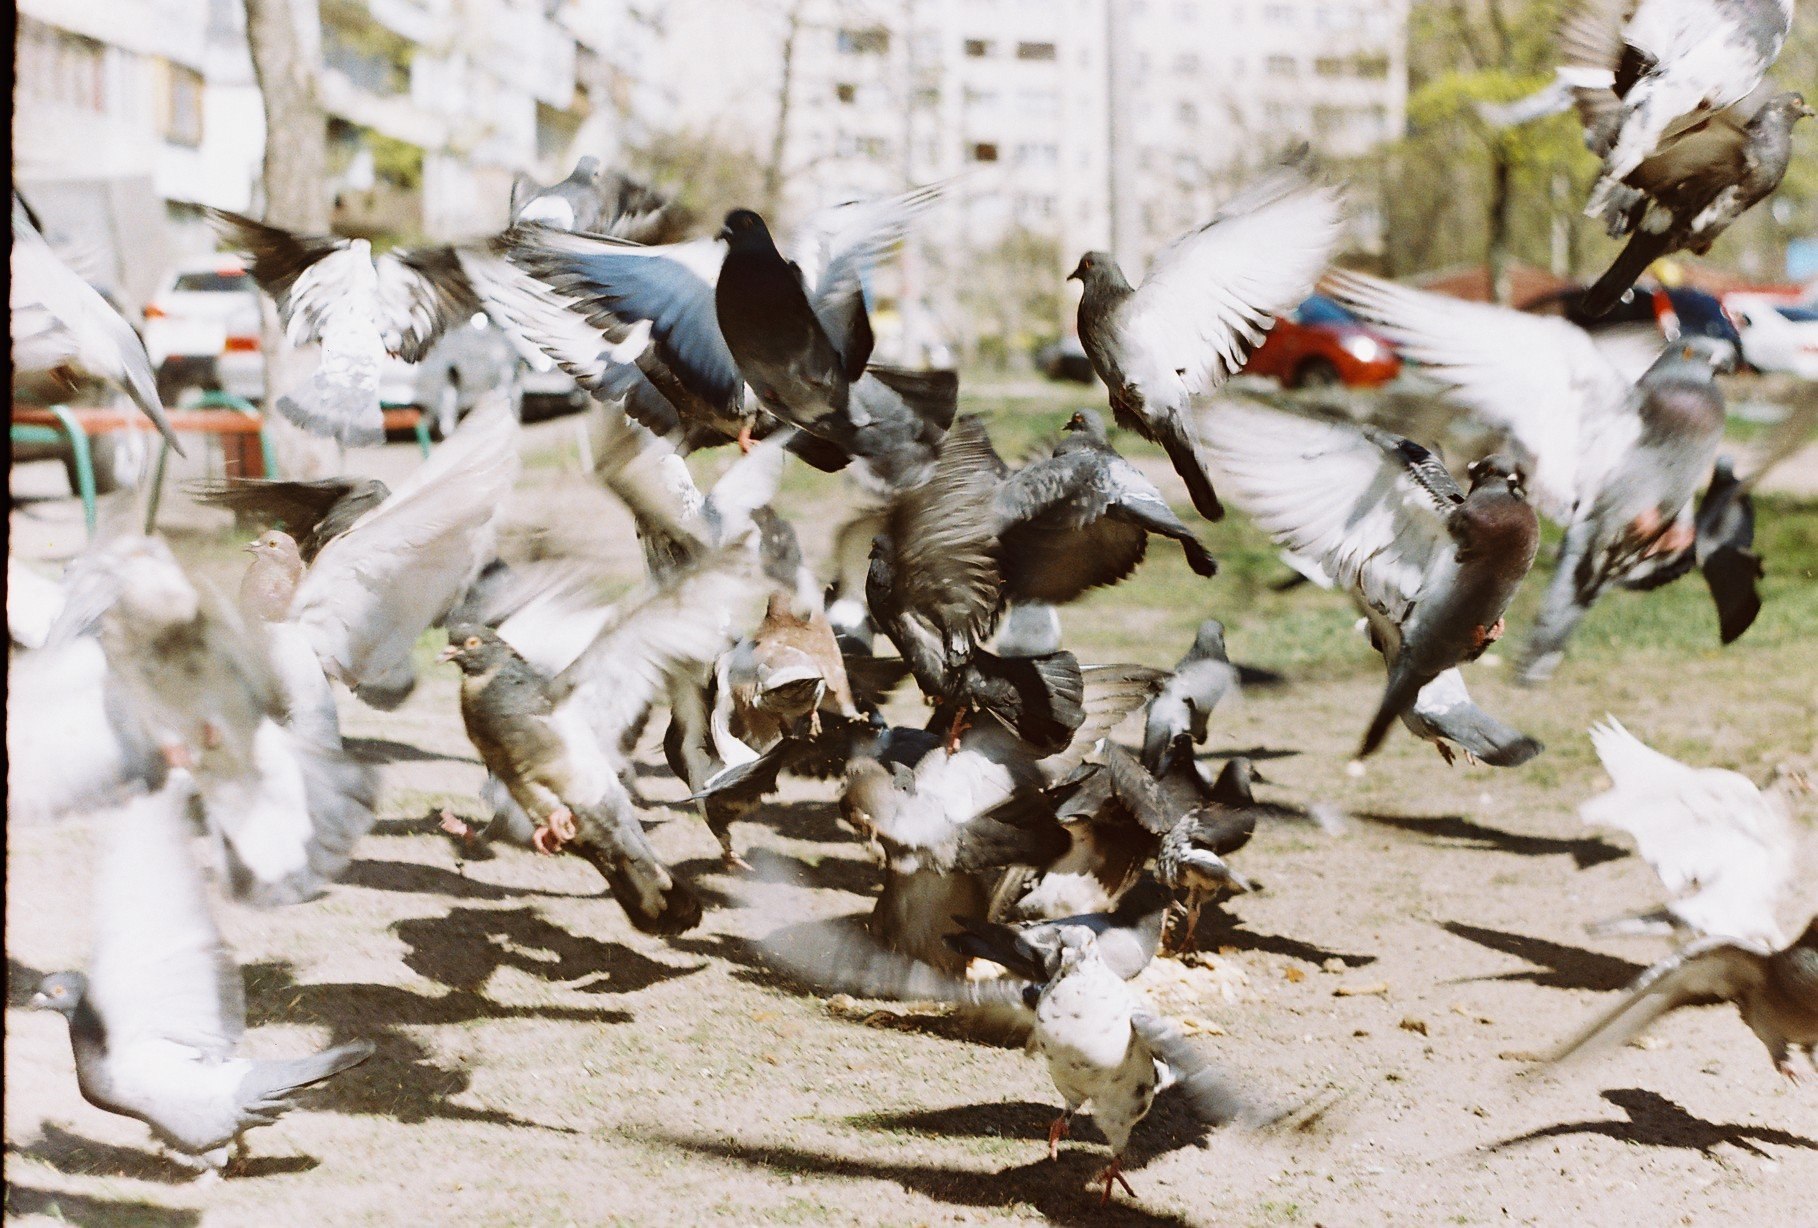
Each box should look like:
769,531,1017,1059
8,0,1816,1204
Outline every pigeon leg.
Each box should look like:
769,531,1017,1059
1182,896,1204,952
200,720,225,750
1047,1111,1073,1160
437,809,473,840
1434,740,1456,767
1471,618,1505,651
160,741,196,770
736,422,754,454
945,707,972,754
719,838,754,873
1097,1156,1136,1204
532,807,579,855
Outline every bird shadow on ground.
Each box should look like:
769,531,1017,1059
1201,745,1301,763
735,797,853,847
240,959,620,1132
1439,923,1646,992
1489,1088,1818,1158
339,856,596,901
744,845,880,897
1189,908,1376,969
8,956,50,1007
1354,812,1627,870
649,1132,1201,1227
394,905,705,997
343,737,480,767
849,1091,1216,1171
14,1124,318,1184
2,1183,199,1227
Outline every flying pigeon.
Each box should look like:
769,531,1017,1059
238,529,343,750
30,776,374,1176
1579,718,1803,947
1547,918,1818,1081
1142,620,1240,773
205,207,481,445
187,476,392,563
1070,157,1344,520
1326,271,1726,684
1201,400,1539,760
11,195,181,452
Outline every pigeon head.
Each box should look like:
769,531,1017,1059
1054,924,1100,971
240,530,305,621
569,156,603,183
437,624,518,675
1062,408,1109,442
1190,618,1228,660
720,209,775,249
1766,92,1815,124
29,971,88,1017
1067,251,1128,289
1466,453,1527,502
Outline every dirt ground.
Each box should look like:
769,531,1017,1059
6,390,1817,1227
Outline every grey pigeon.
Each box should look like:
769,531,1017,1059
1581,88,1811,315
1142,620,1239,772
508,157,691,242
1618,454,1764,643
1399,667,1543,767
1547,917,1818,1080
1071,158,1343,521
1561,0,1795,232
1326,272,1726,685
993,409,1218,602
30,777,374,1175
187,476,392,563
11,195,181,452
1201,400,1539,760
1152,752,1262,946
206,208,482,446
441,546,764,934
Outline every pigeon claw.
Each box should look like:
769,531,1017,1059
1047,1113,1072,1161
736,422,754,454
532,807,579,855
1434,741,1457,767
722,848,754,873
160,741,196,771
1471,618,1505,650
945,708,972,755
437,810,473,839
1096,1157,1135,1204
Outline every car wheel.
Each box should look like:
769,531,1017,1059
1293,357,1341,389
431,378,461,440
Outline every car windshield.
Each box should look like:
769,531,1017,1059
1296,295,1355,326
171,271,250,293
1775,305,1818,323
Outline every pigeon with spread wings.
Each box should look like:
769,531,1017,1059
1070,158,1344,521
1201,400,1539,761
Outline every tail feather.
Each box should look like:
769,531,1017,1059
1156,413,1224,522
1360,660,1427,758
570,797,702,935
238,1039,375,1109
1582,228,1672,318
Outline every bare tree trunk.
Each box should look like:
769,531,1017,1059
243,0,339,476
763,1,806,218
1486,136,1514,305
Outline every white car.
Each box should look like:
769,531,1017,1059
1726,294,1818,379
143,255,528,434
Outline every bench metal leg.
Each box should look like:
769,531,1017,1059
144,441,173,534
46,406,98,538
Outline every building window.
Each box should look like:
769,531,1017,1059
836,27,889,55
1315,56,1344,77
164,63,204,146
19,17,108,112
970,142,999,163
964,39,991,57
1177,100,1198,125
1174,53,1200,74
1016,41,1057,61
1266,55,1297,77
835,82,857,103
1353,53,1390,79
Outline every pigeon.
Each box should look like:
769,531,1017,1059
8,557,67,651
10,534,377,906
30,776,374,1176
1153,752,1262,946
441,547,763,934
948,876,1174,986
1561,0,1795,232
1142,620,1240,773
507,157,690,242
1070,157,1344,521
238,530,343,749
995,602,1065,658
288,399,519,709
993,409,1219,604
187,476,392,563
1031,927,1256,1202
1546,918,1818,1081
1579,718,1802,947
11,195,181,452
1201,400,1539,759
504,184,942,455
1583,89,1811,315
1398,667,1544,767
1325,271,1726,684
205,207,481,445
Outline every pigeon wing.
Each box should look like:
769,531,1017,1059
1547,937,1771,1064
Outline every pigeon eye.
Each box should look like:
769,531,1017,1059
464,636,481,649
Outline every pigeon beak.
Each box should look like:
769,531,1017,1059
242,543,260,555
436,645,460,663
1802,102,1816,119
718,225,734,242
28,991,51,1010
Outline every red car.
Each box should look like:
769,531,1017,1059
1242,295,1401,388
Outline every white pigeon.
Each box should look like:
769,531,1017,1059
1580,717,1800,947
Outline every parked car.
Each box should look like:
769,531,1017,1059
1241,295,1401,389
1035,335,1096,383
1523,284,1744,371
143,255,527,435
1724,294,1818,379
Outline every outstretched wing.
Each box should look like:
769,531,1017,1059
1546,937,1771,1063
